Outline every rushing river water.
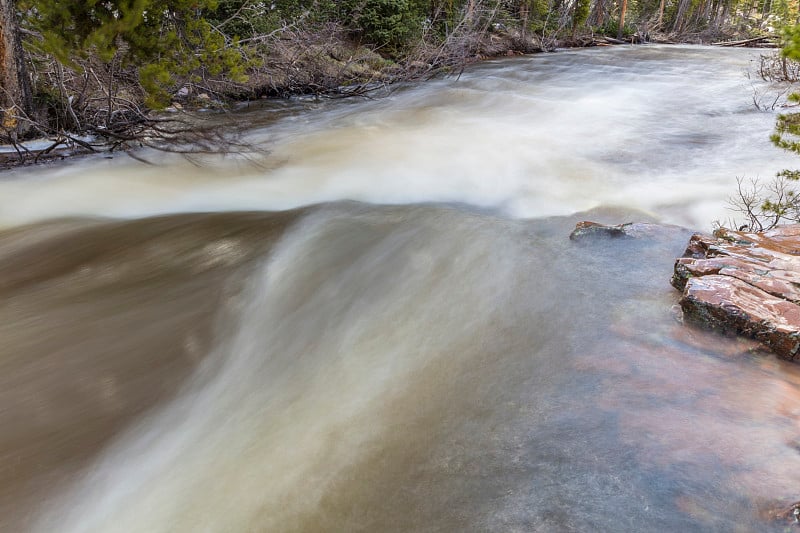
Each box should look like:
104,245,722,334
2,45,800,532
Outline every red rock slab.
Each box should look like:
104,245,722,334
673,224,800,361
679,229,800,266
674,256,800,304
681,275,800,360
732,225,800,255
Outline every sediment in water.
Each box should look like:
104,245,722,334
2,204,799,532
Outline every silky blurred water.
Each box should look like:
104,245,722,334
0,45,794,230
1,45,799,532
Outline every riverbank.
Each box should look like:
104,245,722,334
0,45,791,230
0,24,763,171
2,38,799,533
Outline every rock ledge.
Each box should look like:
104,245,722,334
672,225,800,360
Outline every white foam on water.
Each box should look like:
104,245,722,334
0,46,793,230
32,208,527,532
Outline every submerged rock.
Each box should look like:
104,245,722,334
767,500,800,526
570,221,631,240
672,225,800,360
569,221,663,240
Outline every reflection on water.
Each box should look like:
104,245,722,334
0,45,799,532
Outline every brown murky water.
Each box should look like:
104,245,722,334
1,46,800,532
0,211,301,529
0,204,798,532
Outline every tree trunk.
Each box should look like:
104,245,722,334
466,0,476,22
0,0,32,141
617,0,628,39
519,2,529,40
597,8,606,26
658,0,666,26
672,0,690,32
592,0,606,27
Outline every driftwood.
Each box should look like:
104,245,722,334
712,35,777,47
564,35,626,47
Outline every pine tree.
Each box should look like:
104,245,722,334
572,0,591,36
21,0,248,108
772,28,800,159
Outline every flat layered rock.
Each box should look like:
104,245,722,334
672,225,800,360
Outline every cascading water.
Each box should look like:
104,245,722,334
0,45,795,229
1,45,800,532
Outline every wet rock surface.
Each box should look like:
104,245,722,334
569,221,664,240
671,225,800,360
769,500,800,526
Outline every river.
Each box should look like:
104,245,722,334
1,44,799,532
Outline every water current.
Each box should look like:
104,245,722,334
1,45,800,532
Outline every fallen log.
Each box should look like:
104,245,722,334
712,35,776,47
